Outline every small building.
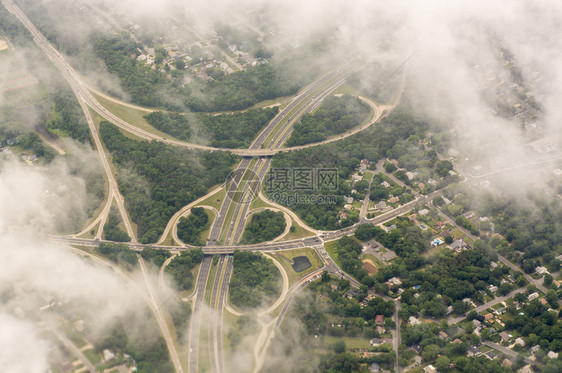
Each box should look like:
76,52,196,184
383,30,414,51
484,313,494,322
500,332,511,342
536,266,549,275
103,349,116,362
388,196,400,204
382,251,397,262
405,171,415,180
530,345,541,354
528,292,539,301
344,196,354,204
418,208,429,217
468,346,481,356
424,365,437,373
363,240,380,251
370,338,392,346
515,337,526,347
370,362,381,372
381,181,390,188
352,174,363,183
375,315,384,324
439,331,448,340
489,285,499,293
547,351,559,359
463,211,475,219
409,316,421,325
449,239,464,251
387,277,402,286
435,221,446,229
375,201,387,210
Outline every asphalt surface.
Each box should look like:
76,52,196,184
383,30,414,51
188,256,212,373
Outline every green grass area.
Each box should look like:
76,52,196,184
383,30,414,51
198,209,216,245
248,95,292,111
83,348,102,365
360,253,384,269
249,194,275,210
324,240,341,267
273,247,323,286
331,83,364,97
222,308,240,354
324,336,373,350
363,171,375,182
280,221,316,241
160,227,179,246
92,92,179,139
195,187,226,211
204,258,219,305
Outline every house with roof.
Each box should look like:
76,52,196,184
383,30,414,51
382,251,397,262
418,208,429,217
375,315,384,324
527,292,539,301
536,266,549,275
500,332,511,342
424,365,437,373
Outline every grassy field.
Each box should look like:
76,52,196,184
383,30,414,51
360,253,385,269
324,240,341,267
273,247,323,286
280,221,316,241
198,209,216,245
92,93,179,137
332,83,364,97
324,336,372,350
196,188,226,211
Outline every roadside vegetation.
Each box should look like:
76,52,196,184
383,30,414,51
286,95,371,146
240,210,286,244
165,249,204,291
95,243,137,271
144,107,277,148
228,251,281,309
103,206,131,242
176,208,210,246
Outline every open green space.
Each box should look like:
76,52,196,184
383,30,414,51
273,247,323,286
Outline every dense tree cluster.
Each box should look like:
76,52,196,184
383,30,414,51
165,249,204,291
45,88,90,142
177,208,210,246
144,107,277,148
331,236,370,284
139,247,171,267
229,251,281,308
240,210,286,244
286,95,371,146
100,121,238,243
95,243,137,270
103,207,131,242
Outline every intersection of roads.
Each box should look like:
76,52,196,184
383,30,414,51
5,1,562,372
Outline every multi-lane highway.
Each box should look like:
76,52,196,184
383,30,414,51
3,2,414,371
